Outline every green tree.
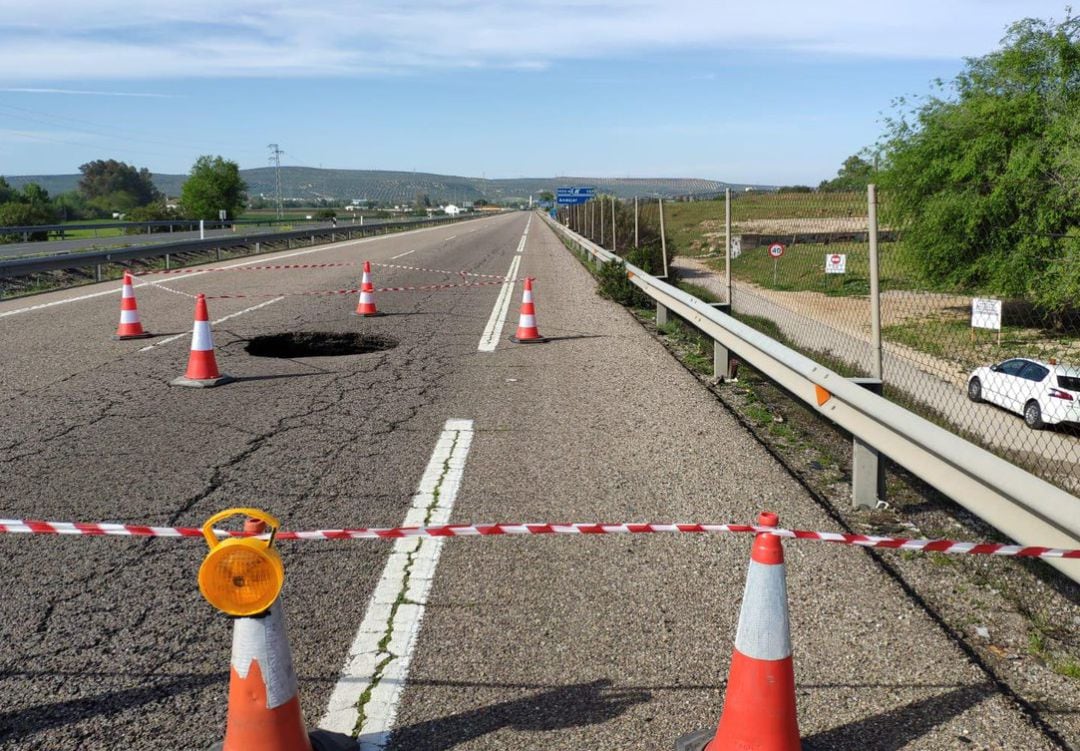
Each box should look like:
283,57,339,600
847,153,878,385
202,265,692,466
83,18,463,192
78,159,162,208
881,12,1080,316
0,176,17,205
819,155,874,192
537,191,555,203
180,156,248,220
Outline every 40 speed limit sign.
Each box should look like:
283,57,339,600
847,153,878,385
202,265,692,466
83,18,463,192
768,243,785,258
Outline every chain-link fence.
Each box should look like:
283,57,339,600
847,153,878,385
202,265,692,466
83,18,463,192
561,188,1080,495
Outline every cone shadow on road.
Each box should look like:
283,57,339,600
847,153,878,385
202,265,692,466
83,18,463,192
0,674,220,743
381,678,649,750
802,683,994,751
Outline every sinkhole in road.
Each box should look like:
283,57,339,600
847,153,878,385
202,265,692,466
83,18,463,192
245,332,397,358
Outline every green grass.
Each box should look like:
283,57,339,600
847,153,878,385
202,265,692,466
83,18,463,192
662,192,869,254
884,317,1080,371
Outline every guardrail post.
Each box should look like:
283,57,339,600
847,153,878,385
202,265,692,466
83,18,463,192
165,254,171,270
849,377,886,509
710,303,732,379
255,241,261,255
656,302,669,326
95,264,102,282
216,247,221,261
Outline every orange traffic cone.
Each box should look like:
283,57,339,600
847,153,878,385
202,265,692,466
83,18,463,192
675,512,801,751
114,271,152,339
210,602,354,751
170,294,234,388
353,261,381,316
509,277,547,343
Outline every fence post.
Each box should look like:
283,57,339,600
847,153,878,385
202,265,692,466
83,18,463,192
658,198,669,277
725,189,732,305
611,197,617,255
600,198,605,247
634,197,639,247
868,184,882,381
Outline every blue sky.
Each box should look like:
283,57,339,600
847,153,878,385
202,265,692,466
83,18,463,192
0,1,1069,185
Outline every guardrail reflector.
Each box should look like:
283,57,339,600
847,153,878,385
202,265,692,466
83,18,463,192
815,385,831,406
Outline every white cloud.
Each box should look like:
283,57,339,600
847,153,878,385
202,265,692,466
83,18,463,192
0,0,1069,81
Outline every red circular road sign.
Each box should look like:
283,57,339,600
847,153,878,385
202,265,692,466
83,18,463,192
768,243,785,258
830,254,841,265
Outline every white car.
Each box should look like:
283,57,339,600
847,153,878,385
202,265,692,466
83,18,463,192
967,358,1080,430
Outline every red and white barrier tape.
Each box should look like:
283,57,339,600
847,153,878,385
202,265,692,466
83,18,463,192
203,280,512,300
2,518,1077,559
371,262,510,280
137,262,359,275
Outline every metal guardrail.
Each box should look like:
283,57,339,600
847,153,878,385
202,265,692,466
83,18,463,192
0,215,479,282
542,213,1080,583
0,218,298,236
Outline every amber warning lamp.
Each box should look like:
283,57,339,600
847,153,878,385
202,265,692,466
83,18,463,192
198,508,284,616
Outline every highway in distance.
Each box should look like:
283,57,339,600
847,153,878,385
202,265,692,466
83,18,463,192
0,212,1062,749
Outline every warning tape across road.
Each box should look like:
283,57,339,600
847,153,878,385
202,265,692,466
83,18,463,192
203,280,514,300
139,262,509,280
2,518,1078,559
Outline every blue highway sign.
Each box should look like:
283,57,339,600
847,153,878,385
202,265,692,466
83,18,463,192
557,186,596,197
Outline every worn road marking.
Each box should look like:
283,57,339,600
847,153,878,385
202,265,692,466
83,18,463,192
477,254,521,352
445,235,457,241
390,249,415,259
318,419,475,748
138,297,286,351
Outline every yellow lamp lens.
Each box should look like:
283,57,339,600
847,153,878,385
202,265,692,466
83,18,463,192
198,541,284,616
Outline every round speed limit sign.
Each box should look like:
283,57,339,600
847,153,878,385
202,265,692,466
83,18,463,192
768,243,785,258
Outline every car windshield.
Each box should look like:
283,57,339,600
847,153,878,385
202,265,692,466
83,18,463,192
1057,375,1080,392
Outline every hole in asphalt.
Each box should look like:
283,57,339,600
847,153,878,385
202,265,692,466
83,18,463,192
245,332,397,358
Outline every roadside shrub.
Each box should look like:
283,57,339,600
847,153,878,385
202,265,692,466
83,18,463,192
597,257,650,307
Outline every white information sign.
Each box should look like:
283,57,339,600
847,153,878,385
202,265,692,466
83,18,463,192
971,298,1002,331
730,236,741,259
825,253,847,274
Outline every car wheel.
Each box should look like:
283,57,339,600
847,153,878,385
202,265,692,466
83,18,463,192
967,378,983,403
1024,401,1044,430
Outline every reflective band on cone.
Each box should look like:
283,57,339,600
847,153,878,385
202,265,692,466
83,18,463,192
509,277,547,343
353,260,381,316
114,271,152,339
675,511,802,751
170,294,234,388
207,602,353,751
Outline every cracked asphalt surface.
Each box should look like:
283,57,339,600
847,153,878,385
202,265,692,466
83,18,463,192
0,213,1065,750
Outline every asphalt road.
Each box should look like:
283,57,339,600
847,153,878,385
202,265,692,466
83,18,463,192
0,213,1062,750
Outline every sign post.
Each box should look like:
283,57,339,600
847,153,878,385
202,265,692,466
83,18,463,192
768,242,785,286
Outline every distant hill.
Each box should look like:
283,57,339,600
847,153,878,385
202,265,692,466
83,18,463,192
4,167,760,204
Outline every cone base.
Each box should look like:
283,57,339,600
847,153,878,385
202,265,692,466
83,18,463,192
509,335,548,344
674,728,807,751
352,311,384,317
113,332,154,340
207,728,355,751
170,374,235,388
674,728,714,751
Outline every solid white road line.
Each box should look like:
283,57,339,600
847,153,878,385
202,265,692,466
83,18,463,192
0,220,482,320
138,296,286,351
477,254,521,352
390,249,415,259
319,419,475,748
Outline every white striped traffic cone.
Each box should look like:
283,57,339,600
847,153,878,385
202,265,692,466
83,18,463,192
170,294,234,388
676,511,801,751
114,271,152,339
509,277,547,343
209,601,353,751
353,261,381,316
